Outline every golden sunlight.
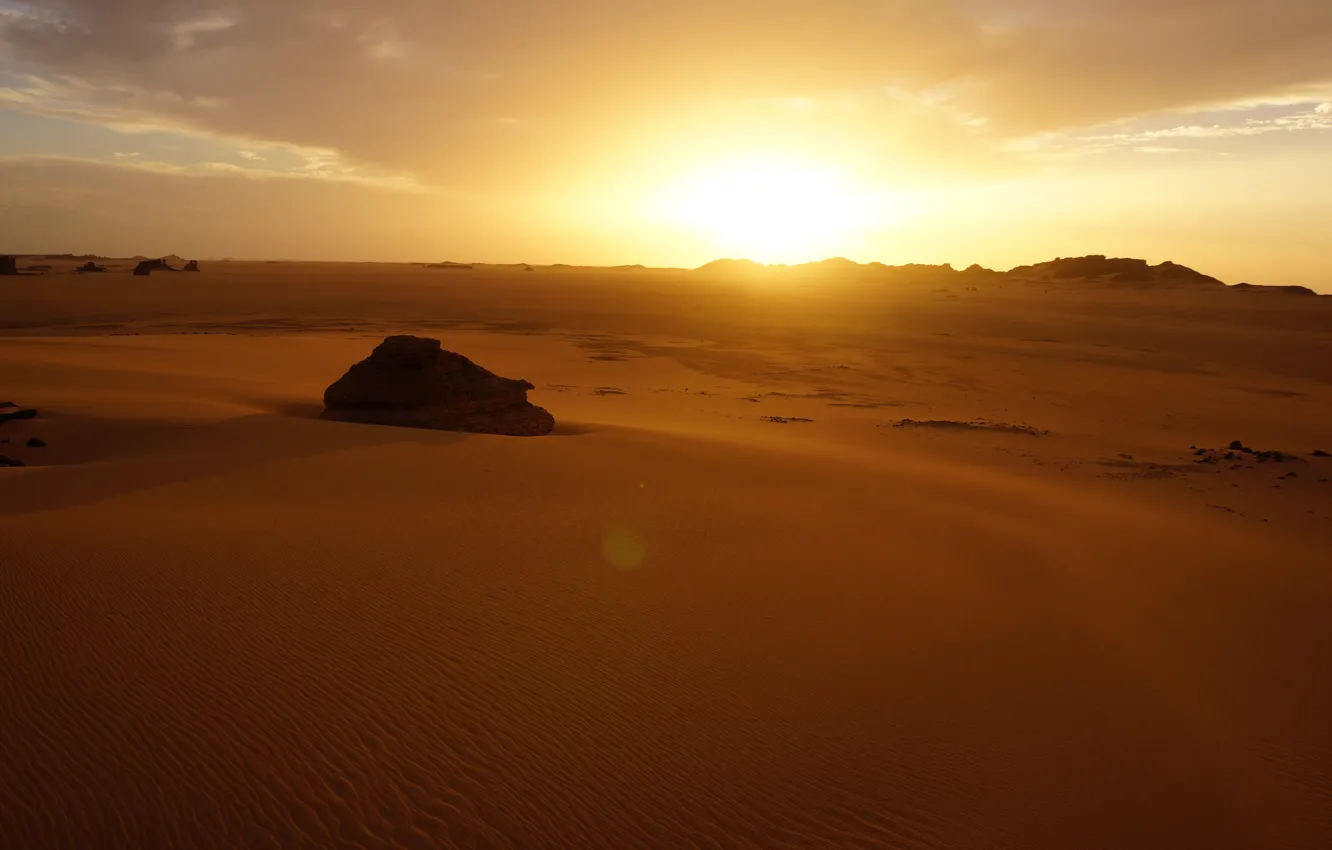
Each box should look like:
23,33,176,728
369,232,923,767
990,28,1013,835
653,156,902,265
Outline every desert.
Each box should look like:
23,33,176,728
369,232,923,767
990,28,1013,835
2,255,1330,848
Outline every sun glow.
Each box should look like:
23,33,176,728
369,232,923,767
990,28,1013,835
654,156,901,265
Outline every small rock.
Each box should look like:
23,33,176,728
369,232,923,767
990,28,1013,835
26,437,46,448
1228,440,1245,451
0,455,24,468
1313,449,1331,458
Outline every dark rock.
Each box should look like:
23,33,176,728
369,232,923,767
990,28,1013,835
320,336,555,436
26,437,46,448
0,408,38,424
76,261,106,273
1314,450,1331,458
0,455,24,467
1228,440,1245,451
0,256,16,276
184,260,200,272
133,258,179,276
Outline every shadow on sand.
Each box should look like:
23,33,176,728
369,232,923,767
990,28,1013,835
0,412,470,516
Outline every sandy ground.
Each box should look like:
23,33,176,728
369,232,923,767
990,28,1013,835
2,261,1331,848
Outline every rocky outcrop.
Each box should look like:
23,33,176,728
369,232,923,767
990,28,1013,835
76,261,106,273
1007,256,1224,287
320,336,555,436
183,260,200,272
0,407,37,424
0,256,16,276
133,258,179,276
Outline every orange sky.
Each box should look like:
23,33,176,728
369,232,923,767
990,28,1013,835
1,1,1330,289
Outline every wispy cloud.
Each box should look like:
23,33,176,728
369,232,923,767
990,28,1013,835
1013,100,1332,159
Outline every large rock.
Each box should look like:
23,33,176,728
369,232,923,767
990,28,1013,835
320,336,555,436
0,255,16,276
133,258,179,276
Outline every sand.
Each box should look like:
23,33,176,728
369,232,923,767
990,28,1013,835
2,261,1331,848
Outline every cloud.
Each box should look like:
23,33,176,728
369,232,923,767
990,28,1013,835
1086,103,1332,145
113,151,140,158
238,150,264,160
0,0,1329,188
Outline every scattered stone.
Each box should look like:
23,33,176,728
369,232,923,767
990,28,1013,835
0,455,24,467
26,437,46,448
320,335,555,436
0,408,37,424
762,416,815,424
893,418,1048,436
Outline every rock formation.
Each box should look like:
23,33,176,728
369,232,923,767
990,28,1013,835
321,336,555,436
0,256,16,276
76,261,106,273
1006,256,1224,287
1231,282,1318,295
184,260,200,272
133,258,179,276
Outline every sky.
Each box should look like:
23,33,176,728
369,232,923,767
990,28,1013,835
1,0,1330,288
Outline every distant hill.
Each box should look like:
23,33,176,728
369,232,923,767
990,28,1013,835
1005,255,1223,287
689,254,1279,290
1231,282,1319,296
695,258,768,273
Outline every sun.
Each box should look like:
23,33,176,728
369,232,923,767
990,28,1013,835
653,156,892,265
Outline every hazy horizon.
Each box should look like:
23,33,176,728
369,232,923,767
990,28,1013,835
2,1,1331,290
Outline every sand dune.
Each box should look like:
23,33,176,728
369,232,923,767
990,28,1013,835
2,263,1330,848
